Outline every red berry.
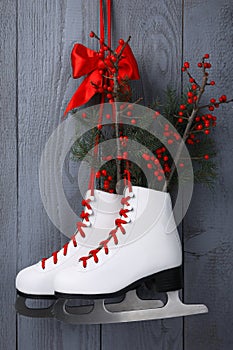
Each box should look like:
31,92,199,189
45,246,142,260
111,55,117,62
180,104,186,110
107,93,112,99
142,153,150,161
178,111,183,116
119,39,124,45
163,155,169,161
208,105,214,111
204,154,209,160
219,94,227,102
192,84,198,90
167,139,173,145
204,54,210,59
147,163,153,169
89,31,95,38
106,114,111,119
204,129,210,135
108,176,112,181
193,96,198,101
184,62,190,68
195,116,200,122
187,98,193,104
179,163,184,167
157,175,163,181
210,81,215,86
101,169,107,176
214,103,219,108
197,62,202,68
127,111,132,117
210,98,216,104
131,119,136,124
178,118,183,123
96,171,101,178
181,67,186,72
154,170,159,177
187,91,193,97
104,181,110,189
189,78,195,83
197,124,203,130
97,124,102,130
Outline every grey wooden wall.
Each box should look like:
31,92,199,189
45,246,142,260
1,0,233,349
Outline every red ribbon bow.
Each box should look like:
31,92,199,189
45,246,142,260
64,43,140,115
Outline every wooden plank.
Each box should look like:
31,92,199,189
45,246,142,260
183,1,233,349
102,1,183,349
0,1,17,349
17,1,100,349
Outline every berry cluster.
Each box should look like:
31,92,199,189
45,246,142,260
89,32,131,103
142,148,168,181
95,169,114,192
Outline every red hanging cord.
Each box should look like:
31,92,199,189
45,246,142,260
88,0,106,195
99,0,105,45
107,0,112,48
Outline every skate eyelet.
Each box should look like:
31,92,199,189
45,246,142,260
86,209,93,215
84,220,91,227
126,205,133,211
129,192,134,198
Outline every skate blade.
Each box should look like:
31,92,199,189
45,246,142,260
15,295,55,318
53,291,208,324
63,290,163,315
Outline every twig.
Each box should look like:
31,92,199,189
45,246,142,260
163,71,209,192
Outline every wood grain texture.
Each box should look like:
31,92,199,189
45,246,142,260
0,1,17,349
183,1,233,349
102,1,183,349
17,1,100,349
1,0,233,349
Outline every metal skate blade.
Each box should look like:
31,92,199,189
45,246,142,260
15,295,55,318
64,290,163,315
106,290,163,312
54,291,208,324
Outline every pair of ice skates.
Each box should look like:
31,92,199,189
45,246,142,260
15,186,208,324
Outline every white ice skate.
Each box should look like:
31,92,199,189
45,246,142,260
53,186,208,324
15,190,127,317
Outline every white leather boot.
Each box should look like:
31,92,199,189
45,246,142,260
53,186,208,323
15,190,123,316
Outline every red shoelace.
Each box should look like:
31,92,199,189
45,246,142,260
41,199,93,269
79,194,132,268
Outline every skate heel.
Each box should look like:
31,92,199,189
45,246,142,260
153,266,183,293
